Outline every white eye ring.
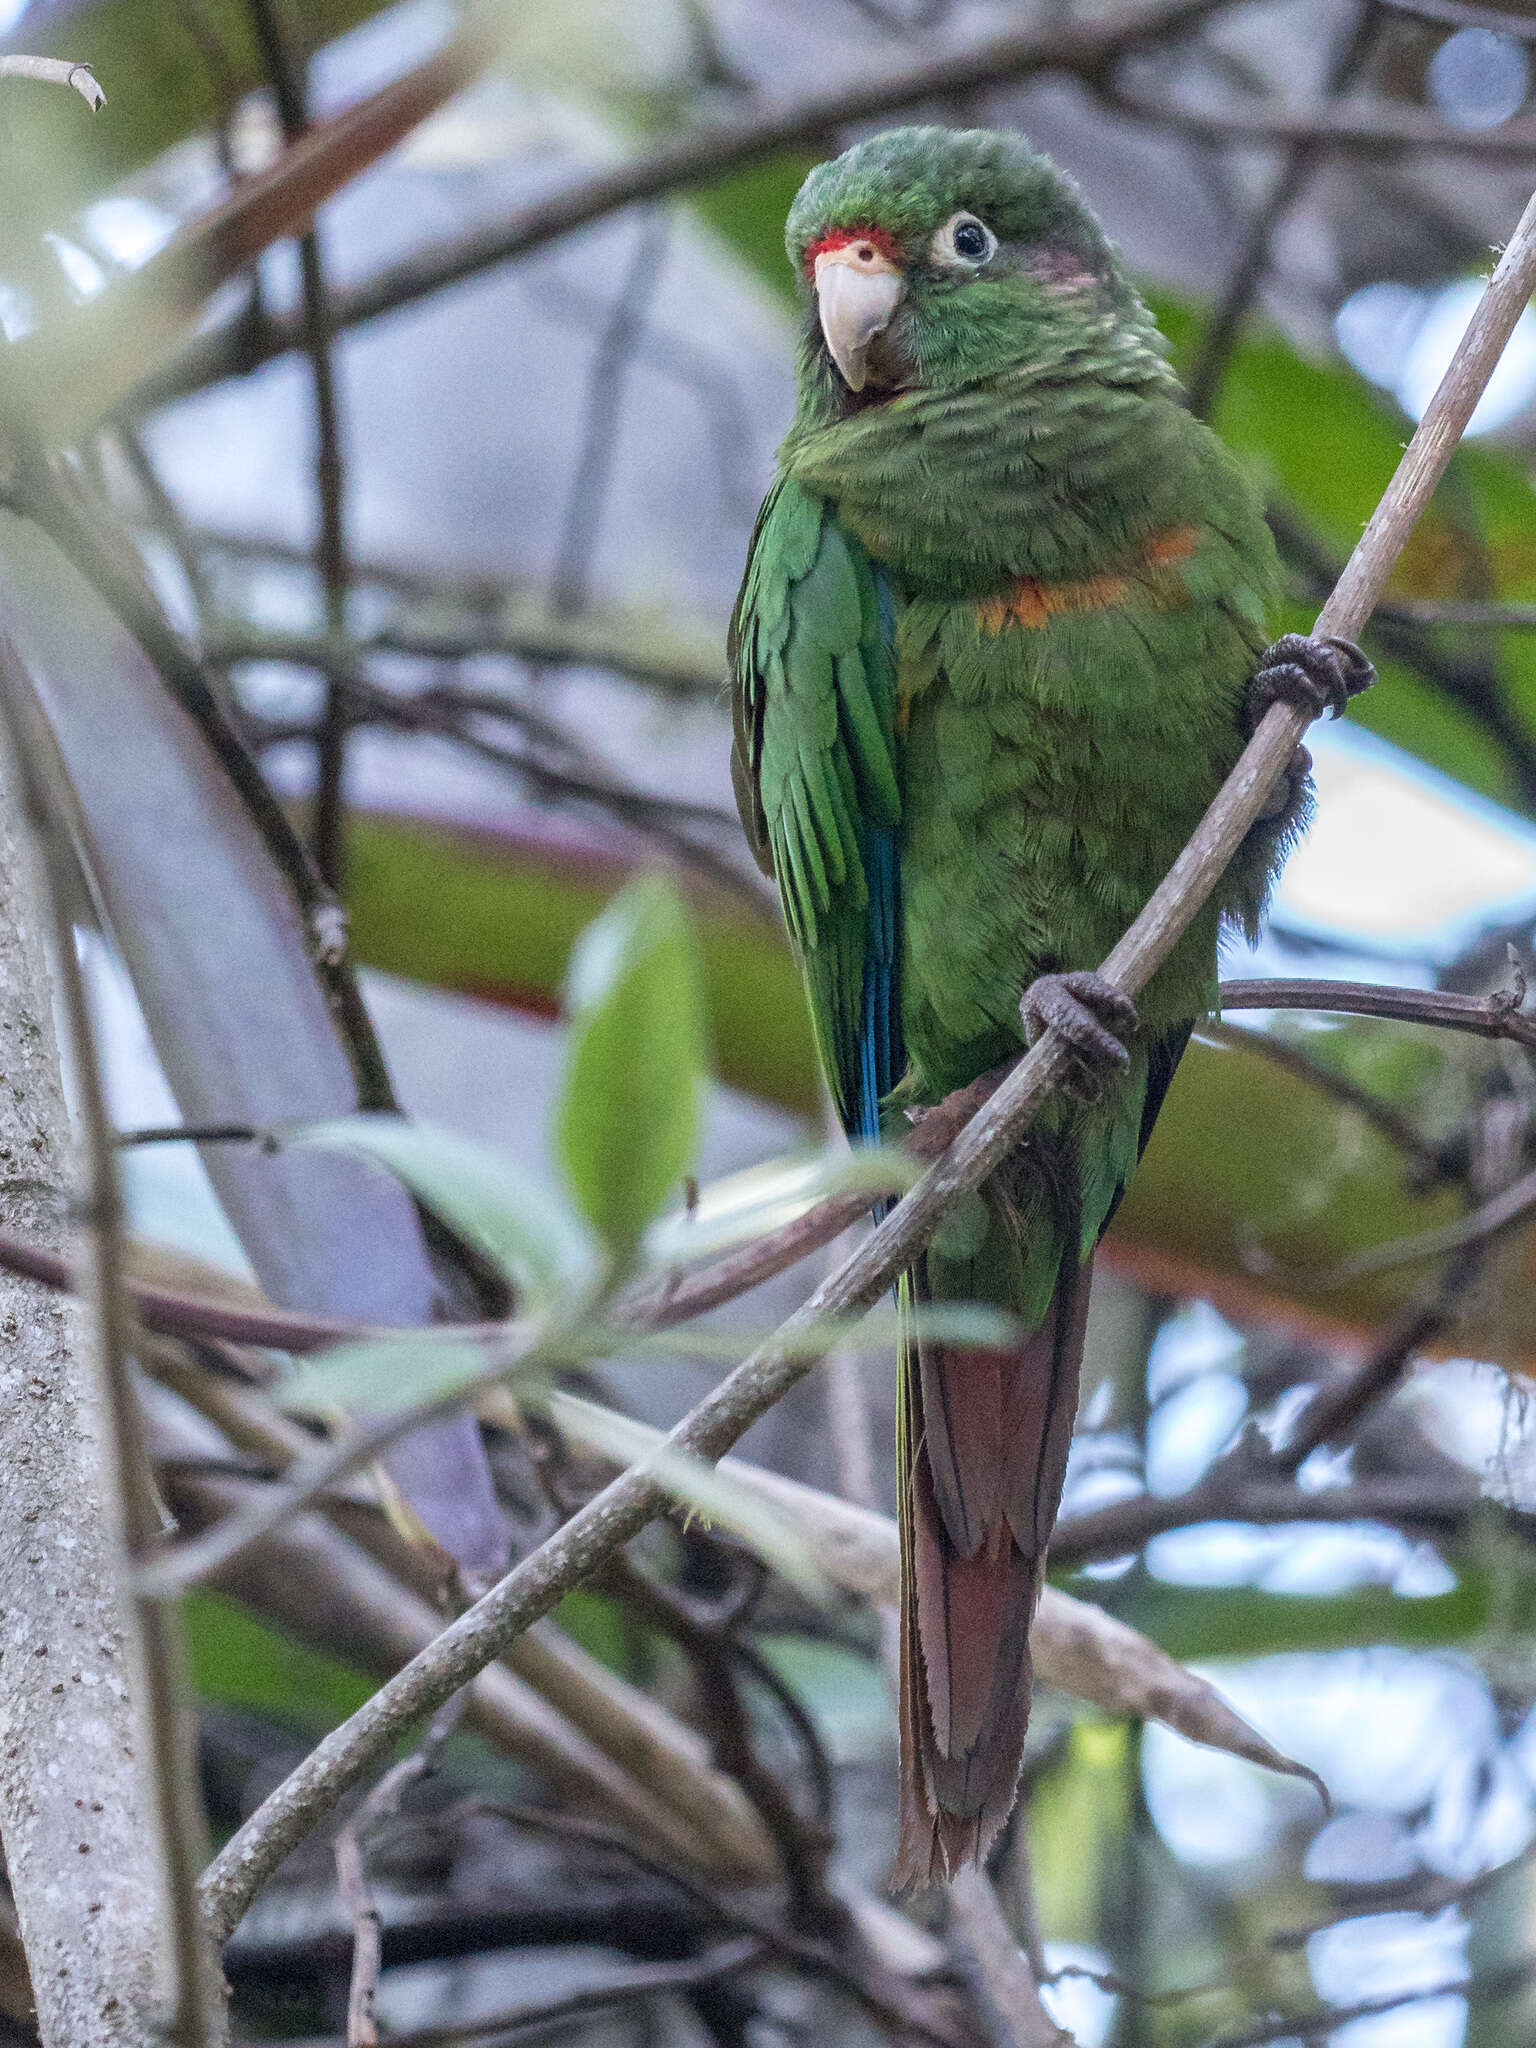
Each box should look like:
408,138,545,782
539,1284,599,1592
931,211,997,269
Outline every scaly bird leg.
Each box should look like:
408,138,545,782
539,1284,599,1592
1020,969,1138,1098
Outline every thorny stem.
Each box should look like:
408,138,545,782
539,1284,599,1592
194,179,1536,1949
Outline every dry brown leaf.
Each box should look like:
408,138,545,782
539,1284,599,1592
552,1398,1328,1803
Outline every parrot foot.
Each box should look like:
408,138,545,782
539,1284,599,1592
1242,633,1374,737
1021,970,1137,1096
1254,742,1313,827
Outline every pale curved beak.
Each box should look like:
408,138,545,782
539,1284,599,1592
814,243,904,393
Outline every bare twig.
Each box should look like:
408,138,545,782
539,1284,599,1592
112,423,216,623
1185,0,1381,416
1379,598,1536,629
1378,0,1536,37
136,0,1241,408
150,1353,778,1877
335,1695,465,2048
161,1454,750,1870
7,459,401,1111
550,209,671,617
948,1867,1069,2048
245,0,354,889
1272,1266,1480,1474
552,1393,1329,1795
249,665,773,911
1049,1473,1499,1566
0,970,1521,1375
134,1319,542,1596
1109,87,1536,157
345,1937,764,2047
5,4,510,441
450,1802,958,2045
1219,977,1536,1050
1204,1959,1533,2047
1274,499,1536,810
1324,1155,1536,1284
1201,1020,1451,1185
594,1551,839,1916
117,1121,269,1148
0,54,104,109
210,618,725,698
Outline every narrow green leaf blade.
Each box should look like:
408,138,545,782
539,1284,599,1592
642,1142,920,1267
556,877,708,1264
296,1114,597,1307
278,1332,494,1418
549,1392,827,1598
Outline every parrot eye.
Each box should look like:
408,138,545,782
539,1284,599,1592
932,212,997,269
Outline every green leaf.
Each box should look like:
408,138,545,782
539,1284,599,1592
277,1331,511,1419
296,1114,597,1308
184,1591,375,1734
549,1392,828,1597
642,1142,920,1266
616,1298,1024,1366
556,876,709,1264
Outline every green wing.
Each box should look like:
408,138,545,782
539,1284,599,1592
729,476,901,1128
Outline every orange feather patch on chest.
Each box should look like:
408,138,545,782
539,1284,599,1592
975,524,1200,636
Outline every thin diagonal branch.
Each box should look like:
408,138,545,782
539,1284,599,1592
1109,88,1536,157
1325,1156,1536,1284
131,0,1241,411
549,209,671,617
246,0,355,889
1184,0,1382,417
195,178,1536,1948
0,55,104,108
5,4,510,441
1201,1019,1450,1185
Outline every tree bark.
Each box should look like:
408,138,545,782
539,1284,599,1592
0,739,176,2044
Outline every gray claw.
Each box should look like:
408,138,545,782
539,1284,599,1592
1021,970,1137,1088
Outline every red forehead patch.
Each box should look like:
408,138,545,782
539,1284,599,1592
803,223,902,280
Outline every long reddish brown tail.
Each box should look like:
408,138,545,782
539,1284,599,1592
892,1245,1092,1890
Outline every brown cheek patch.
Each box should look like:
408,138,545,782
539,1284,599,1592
977,524,1201,635
1021,245,1103,297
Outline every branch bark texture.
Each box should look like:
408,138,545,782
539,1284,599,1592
0,737,174,2042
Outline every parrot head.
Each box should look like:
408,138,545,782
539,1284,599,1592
785,125,1152,407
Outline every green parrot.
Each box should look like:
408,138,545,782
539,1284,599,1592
729,126,1370,1887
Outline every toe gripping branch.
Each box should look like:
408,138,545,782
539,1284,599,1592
1020,969,1138,1096
1242,633,1375,738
